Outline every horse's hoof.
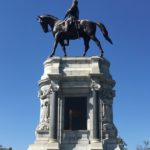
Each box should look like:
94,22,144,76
50,53,54,57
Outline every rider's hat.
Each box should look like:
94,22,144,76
73,0,78,5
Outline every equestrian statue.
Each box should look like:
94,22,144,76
37,0,113,57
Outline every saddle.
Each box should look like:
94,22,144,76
67,19,80,31
57,19,80,33
55,19,81,46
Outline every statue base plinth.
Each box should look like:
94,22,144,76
27,142,59,150
90,141,103,150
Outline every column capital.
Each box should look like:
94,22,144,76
91,80,101,91
51,80,60,92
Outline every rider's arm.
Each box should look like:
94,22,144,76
65,6,74,19
64,9,70,19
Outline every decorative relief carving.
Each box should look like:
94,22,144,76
99,88,115,123
100,88,115,99
102,103,113,123
37,122,49,131
91,80,101,91
37,85,52,131
103,123,117,139
51,80,60,92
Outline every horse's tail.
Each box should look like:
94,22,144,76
96,22,113,44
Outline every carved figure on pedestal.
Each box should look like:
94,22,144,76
37,85,52,131
100,88,115,99
103,123,118,139
100,88,115,123
39,91,49,123
91,80,101,91
102,102,113,123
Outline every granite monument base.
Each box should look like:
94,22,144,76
27,56,119,150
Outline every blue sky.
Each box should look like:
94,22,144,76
0,0,150,149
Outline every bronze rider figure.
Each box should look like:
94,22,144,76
64,0,79,32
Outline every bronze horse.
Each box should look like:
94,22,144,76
38,15,112,57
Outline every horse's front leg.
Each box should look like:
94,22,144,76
49,40,58,57
60,41,67,57
49,33,60,57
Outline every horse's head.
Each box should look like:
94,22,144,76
37,15,59,33
37,16,49,33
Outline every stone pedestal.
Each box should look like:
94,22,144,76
28,56,119,150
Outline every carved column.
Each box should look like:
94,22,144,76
91,80,101,142
49,80,59,142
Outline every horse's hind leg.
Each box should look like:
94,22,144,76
90,35,104,57
83,37,90,56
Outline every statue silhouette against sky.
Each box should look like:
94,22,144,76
38,0,112,57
